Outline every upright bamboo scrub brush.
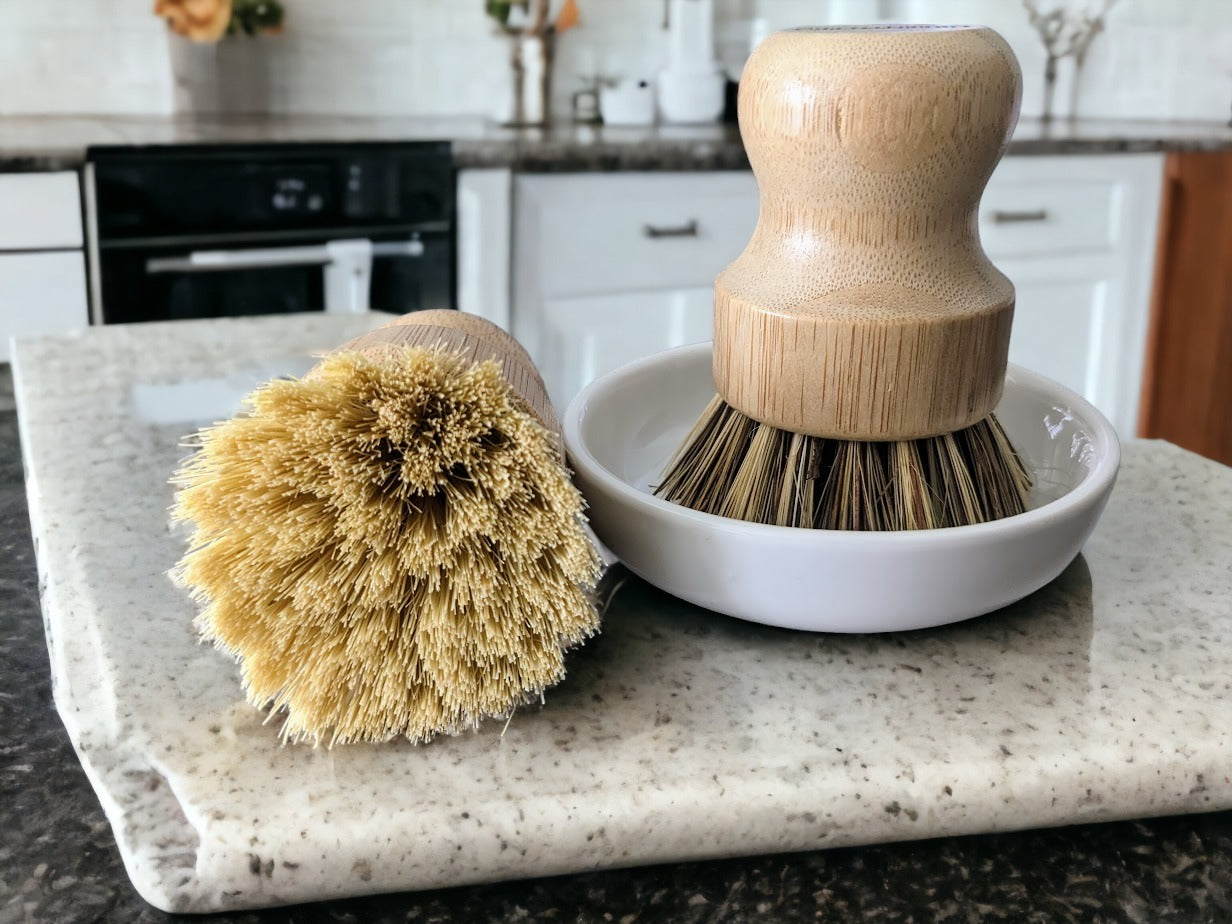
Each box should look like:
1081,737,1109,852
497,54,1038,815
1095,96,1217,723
172,311,602,746
658,26,1032,531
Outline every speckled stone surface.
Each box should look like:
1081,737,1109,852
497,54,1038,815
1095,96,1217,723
1,113,1231,172
8,315,1232,918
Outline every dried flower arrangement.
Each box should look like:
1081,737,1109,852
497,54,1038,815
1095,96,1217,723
155,0,285,43
1021,0,1121,120
484,0,580,125
485,0,579,37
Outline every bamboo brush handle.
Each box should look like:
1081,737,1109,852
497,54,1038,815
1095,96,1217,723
715,26,1022,440
335,310,559,435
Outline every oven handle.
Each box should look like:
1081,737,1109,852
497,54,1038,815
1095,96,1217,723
144,238,425,275
144,238,425,313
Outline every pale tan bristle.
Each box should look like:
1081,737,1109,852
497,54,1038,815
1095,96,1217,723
720,423,784,522
773,432,807,527
888,441,936,531
656,398,1031,531
172,346,602,746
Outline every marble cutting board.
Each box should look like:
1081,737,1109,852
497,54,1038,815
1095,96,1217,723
13,314,1232,914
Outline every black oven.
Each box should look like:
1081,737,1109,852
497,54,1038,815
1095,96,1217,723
84,142,455,324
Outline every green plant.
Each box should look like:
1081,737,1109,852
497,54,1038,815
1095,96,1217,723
485,0,518,26
485,0,557,36
228,0,284,36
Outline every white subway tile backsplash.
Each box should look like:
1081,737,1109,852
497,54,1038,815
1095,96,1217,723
757,0,831,32
263,33,507,117
903,0,1231,121
563,0,667,32
0,0,157,30
0,0,1228,122
0,26,174,116
282,0,455,36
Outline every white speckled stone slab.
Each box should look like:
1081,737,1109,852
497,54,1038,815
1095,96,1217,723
14,315,1232,914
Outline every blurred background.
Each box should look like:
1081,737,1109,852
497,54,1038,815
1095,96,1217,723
2,0,1229,121
4,7,1232,917
0,0,1230,463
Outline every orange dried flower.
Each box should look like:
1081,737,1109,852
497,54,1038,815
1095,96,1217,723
155,0,233,43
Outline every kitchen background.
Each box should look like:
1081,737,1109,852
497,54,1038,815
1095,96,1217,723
1,0,1231,465
4,0,1231,121
5,4,1232,920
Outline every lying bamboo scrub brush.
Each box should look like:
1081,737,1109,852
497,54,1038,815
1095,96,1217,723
172,310,602,746
657,25,1032,531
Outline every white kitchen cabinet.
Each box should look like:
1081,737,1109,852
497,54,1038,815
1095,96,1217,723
456,168,513,331
0,252,89,359
0,172,83,250
984,154,1163,436
1000,262,1108,401
512,171,757,410
537,287,713,409
0,171,89,362
509,156,1162,433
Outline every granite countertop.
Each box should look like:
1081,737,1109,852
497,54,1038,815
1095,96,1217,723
1,113,1231,173
4,320,1232,921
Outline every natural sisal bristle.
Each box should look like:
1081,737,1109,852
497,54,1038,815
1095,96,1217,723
172,346,602,747
656,399,1031,531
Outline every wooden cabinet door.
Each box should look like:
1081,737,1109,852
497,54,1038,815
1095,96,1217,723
1139,152,1232,464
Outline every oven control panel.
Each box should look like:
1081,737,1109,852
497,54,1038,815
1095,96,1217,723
88,141,454,238
270,174,326,215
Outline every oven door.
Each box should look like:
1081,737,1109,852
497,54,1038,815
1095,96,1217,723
96,230,453,324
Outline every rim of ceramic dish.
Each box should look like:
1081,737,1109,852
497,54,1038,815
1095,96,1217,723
562,342,1122,545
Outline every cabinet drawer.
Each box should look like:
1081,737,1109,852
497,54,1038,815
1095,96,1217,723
0,251,89,361
980,176,1119,258
515,173,758,299
0,172,83,250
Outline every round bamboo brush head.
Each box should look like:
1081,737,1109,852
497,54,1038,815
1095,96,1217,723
658,25,1032,531
171,310,602,746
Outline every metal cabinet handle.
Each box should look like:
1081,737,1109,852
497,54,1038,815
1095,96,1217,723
990,209,1048,224
643,219,699,239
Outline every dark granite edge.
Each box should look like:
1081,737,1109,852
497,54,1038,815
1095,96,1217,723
1004,137,1232,157
0,151,90,173
6,118,1232,175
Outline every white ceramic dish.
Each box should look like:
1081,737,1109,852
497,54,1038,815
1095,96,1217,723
563,342,1120,633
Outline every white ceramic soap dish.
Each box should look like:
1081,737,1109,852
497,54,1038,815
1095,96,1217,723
562,342,1120,633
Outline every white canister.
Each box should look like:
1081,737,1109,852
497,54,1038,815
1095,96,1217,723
668,0,716,71
600,79,657,126
657,65,726,124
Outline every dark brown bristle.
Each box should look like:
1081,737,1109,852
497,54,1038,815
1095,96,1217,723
656,398,1031,531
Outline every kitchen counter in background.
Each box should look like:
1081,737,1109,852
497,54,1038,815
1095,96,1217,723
3,113,1232,173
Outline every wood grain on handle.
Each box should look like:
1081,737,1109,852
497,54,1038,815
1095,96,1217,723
335,310,560,436
715,26,1022,440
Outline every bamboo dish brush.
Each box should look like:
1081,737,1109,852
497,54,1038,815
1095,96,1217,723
172,310,602,746
657,26,1032,531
